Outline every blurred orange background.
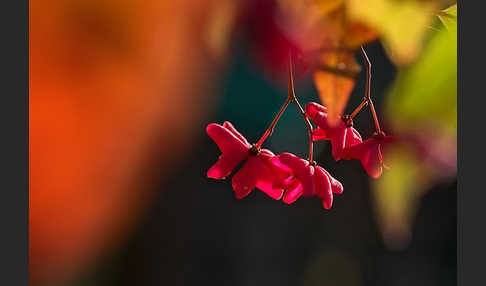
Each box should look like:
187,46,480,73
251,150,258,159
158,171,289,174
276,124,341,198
29,0,234,284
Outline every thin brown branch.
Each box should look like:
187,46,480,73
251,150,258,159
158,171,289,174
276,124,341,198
360,46,381,133
288,55,314,162
255,97,291,148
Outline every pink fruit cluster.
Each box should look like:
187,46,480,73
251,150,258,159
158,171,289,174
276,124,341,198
206,101,393,210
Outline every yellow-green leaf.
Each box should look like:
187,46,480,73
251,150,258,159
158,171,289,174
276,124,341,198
385,14,457,132
375,7,457,249
437,3,457,30
346,0,439,65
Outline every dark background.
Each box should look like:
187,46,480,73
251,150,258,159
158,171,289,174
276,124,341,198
67,42,456,286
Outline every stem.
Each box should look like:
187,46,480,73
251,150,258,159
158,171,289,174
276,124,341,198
360,46,381,134
288,56,314,162
294,97,314,162
349,99,368,120
255,98,291,148
368,99,381,134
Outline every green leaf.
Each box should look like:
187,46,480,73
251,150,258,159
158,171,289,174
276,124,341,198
347,0,440,65
375,11,457,249
385,13,457,132
438,4,457,30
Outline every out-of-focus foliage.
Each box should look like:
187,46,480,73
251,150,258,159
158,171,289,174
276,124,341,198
204,0,240,61
312,52,361,125
30,0,232,285
277,0,376,126
274,0,450,126
386,9,457,131
347,0,440,65
372,144,429,249
373,3,457,249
